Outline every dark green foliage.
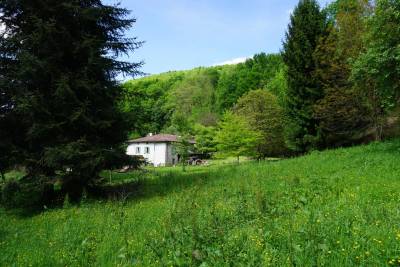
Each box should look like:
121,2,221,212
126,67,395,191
234,90,288,157
1,177,55,210
313,24,371,147
0,0,142,204
314,89,371,147
283,0,328,152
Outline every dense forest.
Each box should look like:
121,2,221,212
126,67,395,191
120,0,400,159
120,53,286,137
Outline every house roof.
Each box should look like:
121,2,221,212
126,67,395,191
128,134,196,144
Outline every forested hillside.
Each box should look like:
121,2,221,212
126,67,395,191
120,53,286,138
120,0,400,161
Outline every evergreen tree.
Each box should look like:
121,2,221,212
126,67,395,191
282,0,327,152
0,0,142,201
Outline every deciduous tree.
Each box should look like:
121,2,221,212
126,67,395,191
234,90,288,157
215,112,261,163
352,0,400,140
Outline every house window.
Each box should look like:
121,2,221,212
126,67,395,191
145,147,150,154
136,147,140,154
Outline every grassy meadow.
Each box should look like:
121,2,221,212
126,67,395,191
1,139,400,266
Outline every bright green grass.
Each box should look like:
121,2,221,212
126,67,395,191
1,140,400,266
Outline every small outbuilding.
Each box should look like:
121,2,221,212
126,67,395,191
126,133,195,167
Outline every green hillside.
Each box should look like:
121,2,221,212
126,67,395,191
1,139,400,266
120,53,286,137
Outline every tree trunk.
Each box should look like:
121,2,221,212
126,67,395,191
237,156,240,164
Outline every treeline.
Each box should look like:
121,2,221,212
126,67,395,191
121,0,400,159
283,0,400,152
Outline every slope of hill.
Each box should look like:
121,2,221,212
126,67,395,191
120,53,286,137
1,139,400,266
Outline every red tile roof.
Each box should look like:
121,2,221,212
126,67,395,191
128,134,195,144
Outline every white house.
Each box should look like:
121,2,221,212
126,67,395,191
126,134,195,167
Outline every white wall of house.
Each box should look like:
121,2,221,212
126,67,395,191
126,142,178,167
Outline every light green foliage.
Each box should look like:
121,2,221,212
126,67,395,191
120,72,185,136
1,139,400,265
166,112,193,135
265,66,288,106
234,89,288,157
193,124,217,154
214,112,262,160
167,68,219,127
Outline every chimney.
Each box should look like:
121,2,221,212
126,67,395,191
148,133,153,137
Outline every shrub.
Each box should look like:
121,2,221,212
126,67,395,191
1,177,55,210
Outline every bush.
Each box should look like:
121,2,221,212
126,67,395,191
1,176,55,210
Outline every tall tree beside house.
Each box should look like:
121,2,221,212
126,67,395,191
215,112,262,163
0,0,142,203
282,0,327,152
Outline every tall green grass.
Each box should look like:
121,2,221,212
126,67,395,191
1,140,400,266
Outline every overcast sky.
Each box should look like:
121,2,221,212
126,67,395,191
103,0,333,76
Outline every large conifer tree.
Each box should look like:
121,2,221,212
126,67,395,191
282,0,327,152
0,0,142,200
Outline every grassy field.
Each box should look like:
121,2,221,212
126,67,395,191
1,139,400,266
